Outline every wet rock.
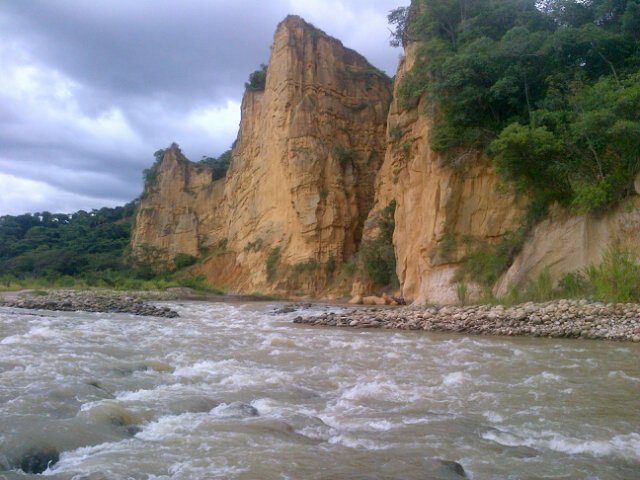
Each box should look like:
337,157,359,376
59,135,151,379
434,459,467,478
272,303,313,314
19,449,59,474
213,401,259,418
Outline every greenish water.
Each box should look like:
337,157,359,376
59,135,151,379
1,302,638,479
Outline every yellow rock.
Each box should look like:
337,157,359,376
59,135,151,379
132,16,392,295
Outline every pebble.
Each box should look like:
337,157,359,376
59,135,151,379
293,300,640,342
0,290,179,318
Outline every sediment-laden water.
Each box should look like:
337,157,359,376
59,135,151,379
1,302,638,479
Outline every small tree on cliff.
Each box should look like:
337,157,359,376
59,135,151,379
245,64,268,91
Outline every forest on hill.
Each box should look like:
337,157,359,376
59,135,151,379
0,203,137,286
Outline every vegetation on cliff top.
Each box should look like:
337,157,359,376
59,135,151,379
390,0,640,214
245,64,268,91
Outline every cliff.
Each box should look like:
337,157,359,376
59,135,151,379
132,16,392,294
360,43,526,304
133,14,639,303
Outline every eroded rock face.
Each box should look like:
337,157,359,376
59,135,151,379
495,196,640,296
132,16,392,294
363,43,526,304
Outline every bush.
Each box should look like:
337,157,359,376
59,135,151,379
325,256,337,275
173,253,197,270
586,247,640,303
458,231,523,288
266,247,281,282
389,125,403,141
245,64,268,91
333,145,356,169
360,201,398,286
292,258,320,273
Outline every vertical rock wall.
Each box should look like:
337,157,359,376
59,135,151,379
132,16,392,294
363,43,526,304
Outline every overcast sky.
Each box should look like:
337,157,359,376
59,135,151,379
0,0,405,215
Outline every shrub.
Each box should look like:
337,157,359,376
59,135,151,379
266,247,281,282
244,238,263,252
360,200,398,286
342,260,356,276
245,64,268,91
586,247,640,303
389,125,403,141
292,258,320,273
173,253,197,270
333,145,356,169
325,256,337,275
523,269,555,302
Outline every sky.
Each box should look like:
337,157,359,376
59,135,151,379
0,0,405,216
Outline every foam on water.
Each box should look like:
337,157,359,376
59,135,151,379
1,302,639,480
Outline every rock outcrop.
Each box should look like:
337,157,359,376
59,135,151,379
496,196,640,296
132,16,392,294
361,43,526,304
132,15,639,304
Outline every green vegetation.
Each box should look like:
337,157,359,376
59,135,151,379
245,64,268,91
244,238,263,252
333,145,357,169
389,125,403,141
292,258,320,273
0,203,136,281
348,101,370,112
325,256,337,275
199,149,232,180
457,232,525,288
360,200,398,286
390,0,640,213
266,247,282,282
500,247,640,304
173,253,197,270
143,148,167,186
0,199,224,293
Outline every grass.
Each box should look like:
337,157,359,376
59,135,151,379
266,247,281,282
0,272,225,295
484,247,640,306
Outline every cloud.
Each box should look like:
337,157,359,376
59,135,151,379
0,0,405,215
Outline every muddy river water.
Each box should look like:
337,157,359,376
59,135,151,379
1,301,639,479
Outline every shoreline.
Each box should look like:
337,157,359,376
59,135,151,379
293,299,640,342
3,289,640,342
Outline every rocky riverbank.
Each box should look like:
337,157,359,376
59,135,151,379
293,299,640,342
0,290,179,318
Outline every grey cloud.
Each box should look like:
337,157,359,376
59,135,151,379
0,0,404,215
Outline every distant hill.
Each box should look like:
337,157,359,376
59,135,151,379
0,202,137,283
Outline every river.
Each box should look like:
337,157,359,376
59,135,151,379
1,301,639,479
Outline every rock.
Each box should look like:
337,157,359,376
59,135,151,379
214,402,259,418
382,293,398,306
362,295,386,306
19,449,60,474
130,15,392,295
348,295,363,305
434,459,467,478
291,299,640,342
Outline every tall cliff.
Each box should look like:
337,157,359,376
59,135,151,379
132,16,392,294
133,14,638,303
361,43,526,304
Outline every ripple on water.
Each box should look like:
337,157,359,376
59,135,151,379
0,302,639,480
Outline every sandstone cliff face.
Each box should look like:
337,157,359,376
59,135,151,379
362,43,526,304
132,147,226,268
496,194,640,296
132,16,392,293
